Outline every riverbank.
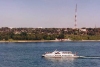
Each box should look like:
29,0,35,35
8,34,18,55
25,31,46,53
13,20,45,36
0,40,100,42
0,40,69,42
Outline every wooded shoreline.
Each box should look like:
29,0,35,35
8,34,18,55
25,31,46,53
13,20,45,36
0,27,100,41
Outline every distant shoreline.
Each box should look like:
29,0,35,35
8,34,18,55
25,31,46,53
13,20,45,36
0,40,64,43
0,40,100,43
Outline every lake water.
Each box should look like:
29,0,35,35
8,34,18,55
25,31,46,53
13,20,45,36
0,41,100,67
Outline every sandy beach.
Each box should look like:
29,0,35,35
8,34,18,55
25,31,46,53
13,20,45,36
0,39,72,42
0,40,100,43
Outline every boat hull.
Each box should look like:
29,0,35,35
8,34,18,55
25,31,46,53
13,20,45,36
42,55,84,58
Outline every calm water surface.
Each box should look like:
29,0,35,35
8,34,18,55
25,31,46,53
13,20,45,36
0,41,100,67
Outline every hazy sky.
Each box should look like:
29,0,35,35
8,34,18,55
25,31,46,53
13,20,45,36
0,0,100,28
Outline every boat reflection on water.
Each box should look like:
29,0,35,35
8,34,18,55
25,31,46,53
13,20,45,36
44,57,75,62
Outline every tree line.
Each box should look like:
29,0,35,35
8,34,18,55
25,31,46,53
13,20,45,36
0,27,100,40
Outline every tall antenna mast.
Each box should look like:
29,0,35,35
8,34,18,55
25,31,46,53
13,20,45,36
75,4,77,28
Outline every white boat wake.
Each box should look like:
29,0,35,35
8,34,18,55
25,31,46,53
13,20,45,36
78,56,100,59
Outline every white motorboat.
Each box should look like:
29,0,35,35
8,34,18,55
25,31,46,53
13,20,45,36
42,50,84,58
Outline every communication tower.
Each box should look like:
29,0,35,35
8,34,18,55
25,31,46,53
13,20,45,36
75,4,77,28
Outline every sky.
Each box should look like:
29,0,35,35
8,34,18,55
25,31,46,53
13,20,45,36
0,0,100,28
